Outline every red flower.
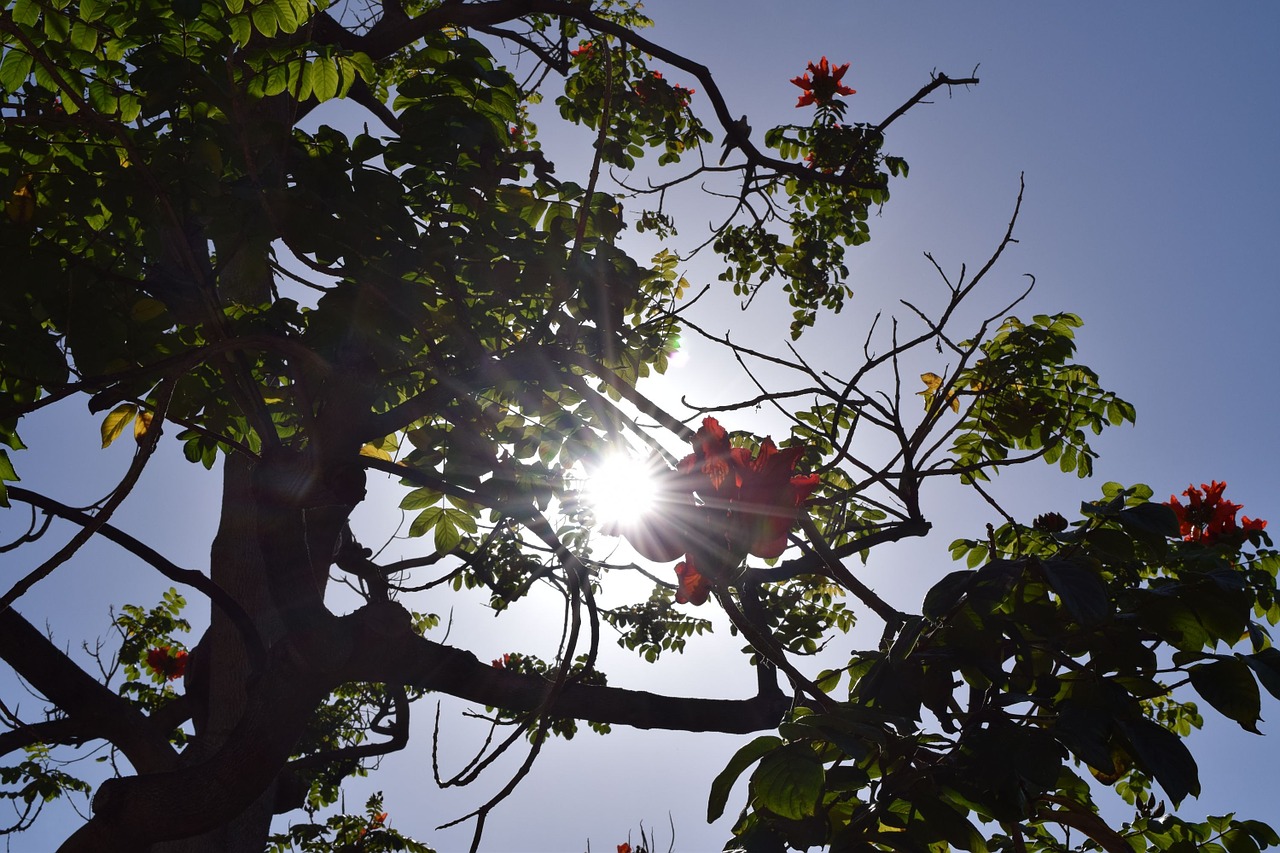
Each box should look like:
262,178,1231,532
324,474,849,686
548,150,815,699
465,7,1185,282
618,844,633,853
674,559,712,605
612,418,819,605
680,417,736,495
733,439,821,558
791,57,856,108
491,654,511,668
570,41,594,57
1167,481,1267,546
145,646,188,681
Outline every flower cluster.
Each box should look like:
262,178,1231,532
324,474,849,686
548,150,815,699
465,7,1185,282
1167,480,1267,546
145,646,188,681
358,811,389,839
617,418,820,605
791,57,855,108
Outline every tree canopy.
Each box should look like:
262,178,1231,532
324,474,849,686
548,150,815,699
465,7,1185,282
1,1,1278,851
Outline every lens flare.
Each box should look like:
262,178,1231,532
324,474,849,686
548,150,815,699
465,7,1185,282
584,454,658,525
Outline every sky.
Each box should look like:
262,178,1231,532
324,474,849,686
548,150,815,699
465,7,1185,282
4,2,1280,851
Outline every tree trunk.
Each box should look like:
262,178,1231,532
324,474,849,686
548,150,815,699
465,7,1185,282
149,456,287,853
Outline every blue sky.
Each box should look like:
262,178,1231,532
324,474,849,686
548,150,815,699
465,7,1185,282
5,2,1280,851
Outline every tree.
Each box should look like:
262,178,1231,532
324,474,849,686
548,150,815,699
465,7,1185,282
1,1,1278,851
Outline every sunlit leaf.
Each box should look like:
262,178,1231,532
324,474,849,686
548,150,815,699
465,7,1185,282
101,405,138,449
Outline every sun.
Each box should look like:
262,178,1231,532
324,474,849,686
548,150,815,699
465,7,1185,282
583,454,658,525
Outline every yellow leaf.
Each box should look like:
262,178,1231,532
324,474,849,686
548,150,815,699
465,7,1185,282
133,411,154,444
359,443,392,461
917,372,943,410
6,176,35,225
101,404,138,448
918,372,960,413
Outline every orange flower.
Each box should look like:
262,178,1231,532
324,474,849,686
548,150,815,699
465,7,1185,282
1167,481,1267,545
614,418,819,604
145,647,188,681
733,438,821,558
681,417,736,495
618,844,632,853
674,559,712,605
791,57,856,108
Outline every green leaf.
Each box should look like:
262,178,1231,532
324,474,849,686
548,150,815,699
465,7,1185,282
707,735,781,822
750,745,824,820
408,506,443,539
272,0,303,33
100,404,138,449
251,2,278,38
1118,501,1180,542
1243,648,1280,702
12,0,39,26
399,487,442,511
1039,559,1111,628
79,0,107,21
1120,718,1200,805
923,569,976,618
0,450,15,507
434,514,461,552
228,14,252,46
1190,657,1261,733
311,57,339,101
0,50,35,94
1052,701,1114,772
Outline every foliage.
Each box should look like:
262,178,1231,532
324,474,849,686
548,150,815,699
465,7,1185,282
268,792,435,853
0,1,1274,852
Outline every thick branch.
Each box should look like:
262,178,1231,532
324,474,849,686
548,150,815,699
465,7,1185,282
58,601,788,850
0,608,177,775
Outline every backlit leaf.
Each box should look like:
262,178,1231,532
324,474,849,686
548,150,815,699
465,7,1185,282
101,405,138,449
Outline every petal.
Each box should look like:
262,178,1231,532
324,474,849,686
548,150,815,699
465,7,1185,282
675,560,711,605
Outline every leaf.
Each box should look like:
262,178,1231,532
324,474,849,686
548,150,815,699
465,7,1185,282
916,371,958,413
1039,559,1111,628
408,506,443,539
1243,648,1280,702
251,2,278,38
133,411,154,445
0,450,16,507
12,0,39,26
228,13,252,46
311,57,339,102
750,745,824,821
101,404,138,449
1052,701,1115,772
69,19,97,51
923,569,976,618
359,442,392,461
1190,657,1262,732
0,49,35,94
433,510,474,552
1119,718,1200,805
79,0,107,21
1117,502,1180,542
399,488,442,511
707,735,781,822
